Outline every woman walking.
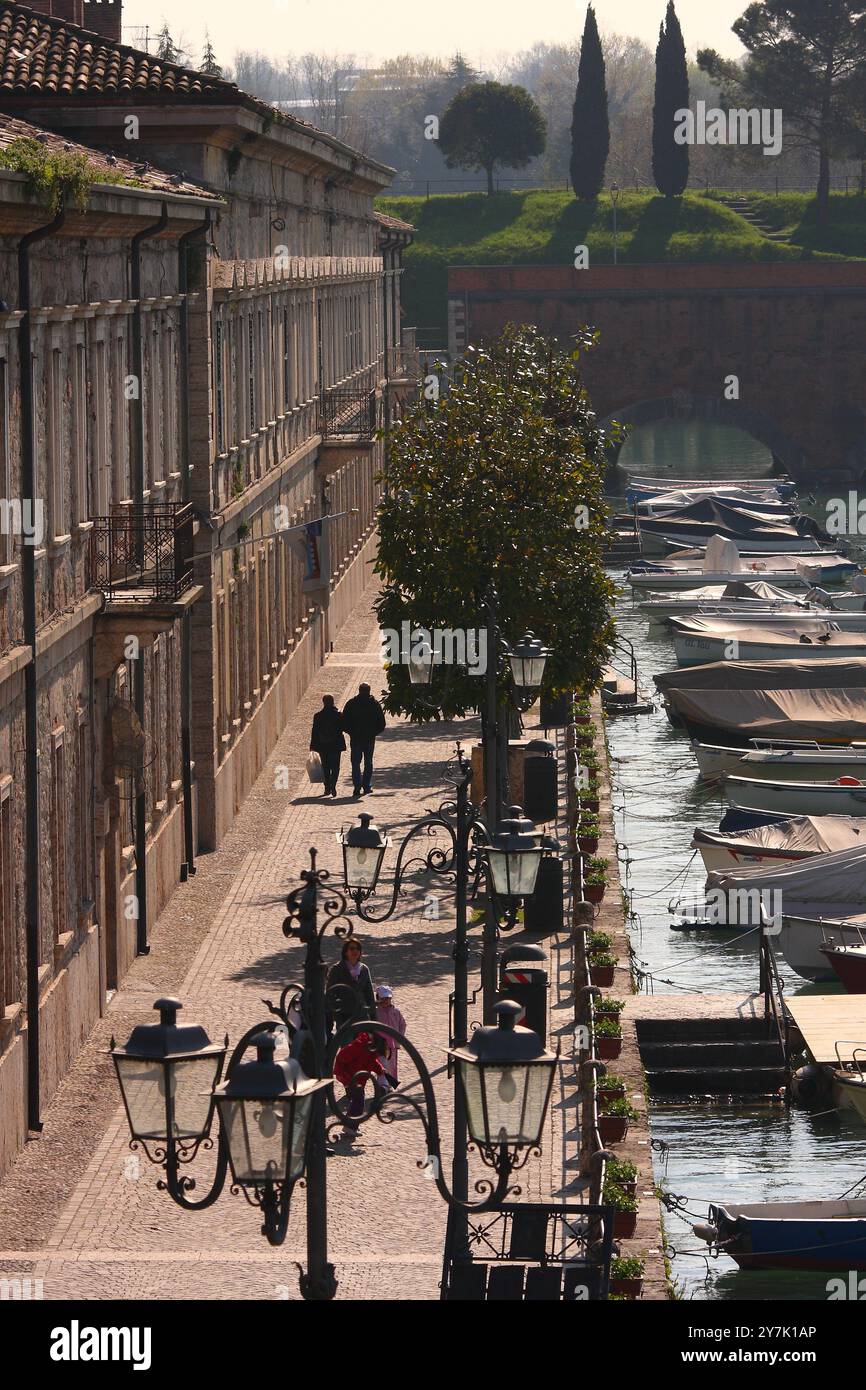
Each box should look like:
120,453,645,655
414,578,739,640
309,694,346,798
326,937,376,1032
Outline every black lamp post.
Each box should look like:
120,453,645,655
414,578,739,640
109,775,558,1301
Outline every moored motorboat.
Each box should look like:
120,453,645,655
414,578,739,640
691,737,866,782
833,1063,866,1122
820,925,866,993
692,814,866,873
723,773,866,817
671,617,866,668
699,1199,866,1270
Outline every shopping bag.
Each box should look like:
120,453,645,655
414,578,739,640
306,751,324,784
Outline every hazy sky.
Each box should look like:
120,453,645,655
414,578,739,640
124,0,748,69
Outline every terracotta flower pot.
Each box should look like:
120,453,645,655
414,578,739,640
595,1008,622,1024
581,797,600,814
597,1034,622,1060
609,1277,643,1299
613,1210,637,1239
585,882,606,904
590,964,615,987
590,963,615,987
598,1114,628,1143
578,835,599,855
597,1084,626,1105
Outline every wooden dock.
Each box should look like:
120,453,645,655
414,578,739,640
784,995,866,1065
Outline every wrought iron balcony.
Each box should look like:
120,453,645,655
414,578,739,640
89,502,195,603
317,386,378,440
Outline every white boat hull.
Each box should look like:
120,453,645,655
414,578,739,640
834,1073,866,1122
697,844,813,873
628,569,812,593
778,917,844,981
673,633,866,667
724,775,866,817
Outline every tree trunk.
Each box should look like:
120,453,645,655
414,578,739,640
816,145,831,227
486,164,495,197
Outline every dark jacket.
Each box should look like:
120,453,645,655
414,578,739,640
310,705,346,753
326,959,376,1027
341,692,386,745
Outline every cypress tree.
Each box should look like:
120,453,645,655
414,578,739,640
652,1,690,197
570,4,610,200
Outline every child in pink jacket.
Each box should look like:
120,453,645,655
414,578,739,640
373,985,407,1092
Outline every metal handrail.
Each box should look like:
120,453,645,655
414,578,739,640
759,927,790,1088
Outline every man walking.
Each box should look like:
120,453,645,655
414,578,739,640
341,682,386,797
309,694,346,798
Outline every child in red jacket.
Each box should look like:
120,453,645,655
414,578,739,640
334,1032,385,1135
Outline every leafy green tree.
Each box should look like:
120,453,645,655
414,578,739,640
201,34,223,78
375,325,616,725
571,5,610,199
438,81,546,195
699,1,866,224
652,1,690,196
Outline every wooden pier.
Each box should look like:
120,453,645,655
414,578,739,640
784,995,866,1066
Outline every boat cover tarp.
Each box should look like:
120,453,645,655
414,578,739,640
670,618,864,650
706,841,866,912
639,488,793,514
655,658,866,739
640,497,816,541
718,809,791,833
694,814,866,856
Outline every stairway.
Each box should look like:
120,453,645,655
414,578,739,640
718,196,790,243
636,1016,787,1097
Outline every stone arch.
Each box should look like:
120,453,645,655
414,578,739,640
598,393,810,481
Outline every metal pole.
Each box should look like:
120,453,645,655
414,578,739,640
450,766,471,1251
482,587,501,1021
298,865,337,1301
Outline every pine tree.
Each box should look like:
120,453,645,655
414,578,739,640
570,5,610,200
155,25,188,66
652,1,689,197
201,33,222,78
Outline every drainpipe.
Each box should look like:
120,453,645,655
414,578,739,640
176,210,212,881
18,203,67,1131
130,203,168,955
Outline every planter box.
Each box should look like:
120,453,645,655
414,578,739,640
609,1278,643,1299
598,1114,628,1143
578,835,599,855
590,963,615,987
613,1210,638,1239
597,1084,626,1105
581,798,600,814
597,1034,622,1060
585,882,606,904
595,1009,622,1024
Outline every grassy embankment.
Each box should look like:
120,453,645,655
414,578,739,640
376,189,865,342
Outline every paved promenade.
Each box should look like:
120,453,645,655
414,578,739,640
0,579,581,1301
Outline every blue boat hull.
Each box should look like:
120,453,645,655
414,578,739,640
710,1203,866,1271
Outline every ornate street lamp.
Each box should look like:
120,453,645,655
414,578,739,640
407,636,436,687
111,998,225,1153
508,632,551,693
449,999,558,1153
338,812,390,894
487,807,544,901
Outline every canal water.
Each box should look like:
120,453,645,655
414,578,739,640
607,422,866,1301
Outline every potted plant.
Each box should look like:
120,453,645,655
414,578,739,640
588,930,613,956
598,1096,638,1144
606,1158,637,1196
577,813,600,854
590,952,616,987
596,1070,627,1106
596,996,625,1023
573,698,592,726
609,1255,645,1299
584,856,608,903
595,1015,622,1058
603,1181,638,1239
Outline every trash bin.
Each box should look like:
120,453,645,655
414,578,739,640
540,691,572,729
524,843,564,936
498,944,548,1043
523,738,557,824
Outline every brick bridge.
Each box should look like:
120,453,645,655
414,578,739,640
447,263,866,485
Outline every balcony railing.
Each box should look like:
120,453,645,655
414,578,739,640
317,386,378,440
89,503,195,603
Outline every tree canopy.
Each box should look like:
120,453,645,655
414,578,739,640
374,325,616,722
570,4,610,199
652,1,690,196
438,82,547,195
699,1,866,222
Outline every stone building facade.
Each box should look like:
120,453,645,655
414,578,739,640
0,1,415,1179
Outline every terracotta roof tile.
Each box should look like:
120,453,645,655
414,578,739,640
0,109,222,201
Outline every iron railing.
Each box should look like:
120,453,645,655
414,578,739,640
89,502,195,602
317,385,378,439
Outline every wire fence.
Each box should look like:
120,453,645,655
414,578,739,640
389,175,864,199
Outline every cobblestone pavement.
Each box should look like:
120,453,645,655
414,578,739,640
0,580,579,1301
